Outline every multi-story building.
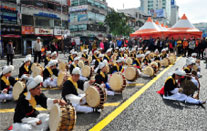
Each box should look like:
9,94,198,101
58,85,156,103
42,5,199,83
69,0,108,39
117,8,148,31
0,0,70,56
139,0,173,25
170,3,179,26
193,23,207,37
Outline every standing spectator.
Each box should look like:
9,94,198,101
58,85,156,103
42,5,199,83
198,37,206,59
104,38,109,53
177,38,183,56
92,40,97,53
183,38,188,57
33,37,42,63
117,38,122,48
6,40,15,65
71,39,76,50
100,40,104,52
188,38,196,57
51,41,58,53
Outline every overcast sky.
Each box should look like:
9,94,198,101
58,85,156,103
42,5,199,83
106,0,207,24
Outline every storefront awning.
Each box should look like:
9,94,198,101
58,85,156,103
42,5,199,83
2,35,21,38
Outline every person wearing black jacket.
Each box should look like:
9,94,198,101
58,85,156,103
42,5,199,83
13,75,66,131
62,67,100,113
6,40,15,65
42,60,59,88
19,55,32,78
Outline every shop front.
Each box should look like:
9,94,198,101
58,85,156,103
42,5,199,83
22,26,36,55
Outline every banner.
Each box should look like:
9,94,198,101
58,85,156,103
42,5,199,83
35,28,53,35
22,26,34,34
54,28,70,36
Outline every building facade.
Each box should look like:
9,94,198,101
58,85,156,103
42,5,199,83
0,0,70,56
193,23,207,37
69,0,108,39
139,0,175,25
117,8,147,31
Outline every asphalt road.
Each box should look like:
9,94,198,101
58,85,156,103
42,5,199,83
0,56,206,131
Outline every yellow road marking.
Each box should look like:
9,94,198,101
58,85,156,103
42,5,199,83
103,102,120,107
89,57,181,131
41,88,61,91
127,83,145,87
0,103,121,113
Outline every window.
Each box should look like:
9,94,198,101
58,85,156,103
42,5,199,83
22,15,34,26
35,17,51,27
2,0,16,4
54,19,61,27
62,21,69,29
70,25,78,32
78,24,87,31
21,0,34,6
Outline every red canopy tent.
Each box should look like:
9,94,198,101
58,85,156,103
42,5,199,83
130,17,164,39
167,14,202,39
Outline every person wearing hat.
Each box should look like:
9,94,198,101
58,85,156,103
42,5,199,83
110,58,125,74
51,51,57,60
133,54,143,70
154,49,161,61
81,49,89,65
118,48,125,59
62,67,101,113
43,60,59,88
68,51,77,64
19,55,32,78
6,40,15,65
95,62,115,96
44,51,51,67
143,51,151,65
104,48,112,62
92,50,99,60
0,65,17,102
94,54,103,69
33,37,42,63
160,49,167,59
12,75,66,131
157,69,205,105
183,58,194,74
69,57,80,74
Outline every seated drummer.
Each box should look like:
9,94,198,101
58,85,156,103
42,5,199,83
160,49,167,59
114,47,119,53
95,62,115,95
157,69,206,105
82,49,88,59
19,55,32,78
143,51,151,65
68,51,78,64
104,48,112,62
13,75,66,131
110,58,125,74
44,51,51,67
117,48,125,59
94,54,104,70
92,50,99,60
70,57,80,74
0,65,17,102
51,51,58,60
43,60,59,88
154,49,161,61
130,48,136,59
133,54,143,70
62,67,101,113
183,58,194,74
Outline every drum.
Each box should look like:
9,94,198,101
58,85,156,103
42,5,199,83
124,67,139,81
78,60,84,68
49,104,76,131
81,65,92,78
149,53,155,59
168,57,175,65
155,60,161,69
180,79,198,96
59,61,67,71
109,72,127,92
88,56,93,63
150,62,159,73
142,66,154,77
32,64,44,77
85,84,107,108
126,57,133,65
160,58,169,67
192,65,198,72
57,71,70,87
13,81,26,101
